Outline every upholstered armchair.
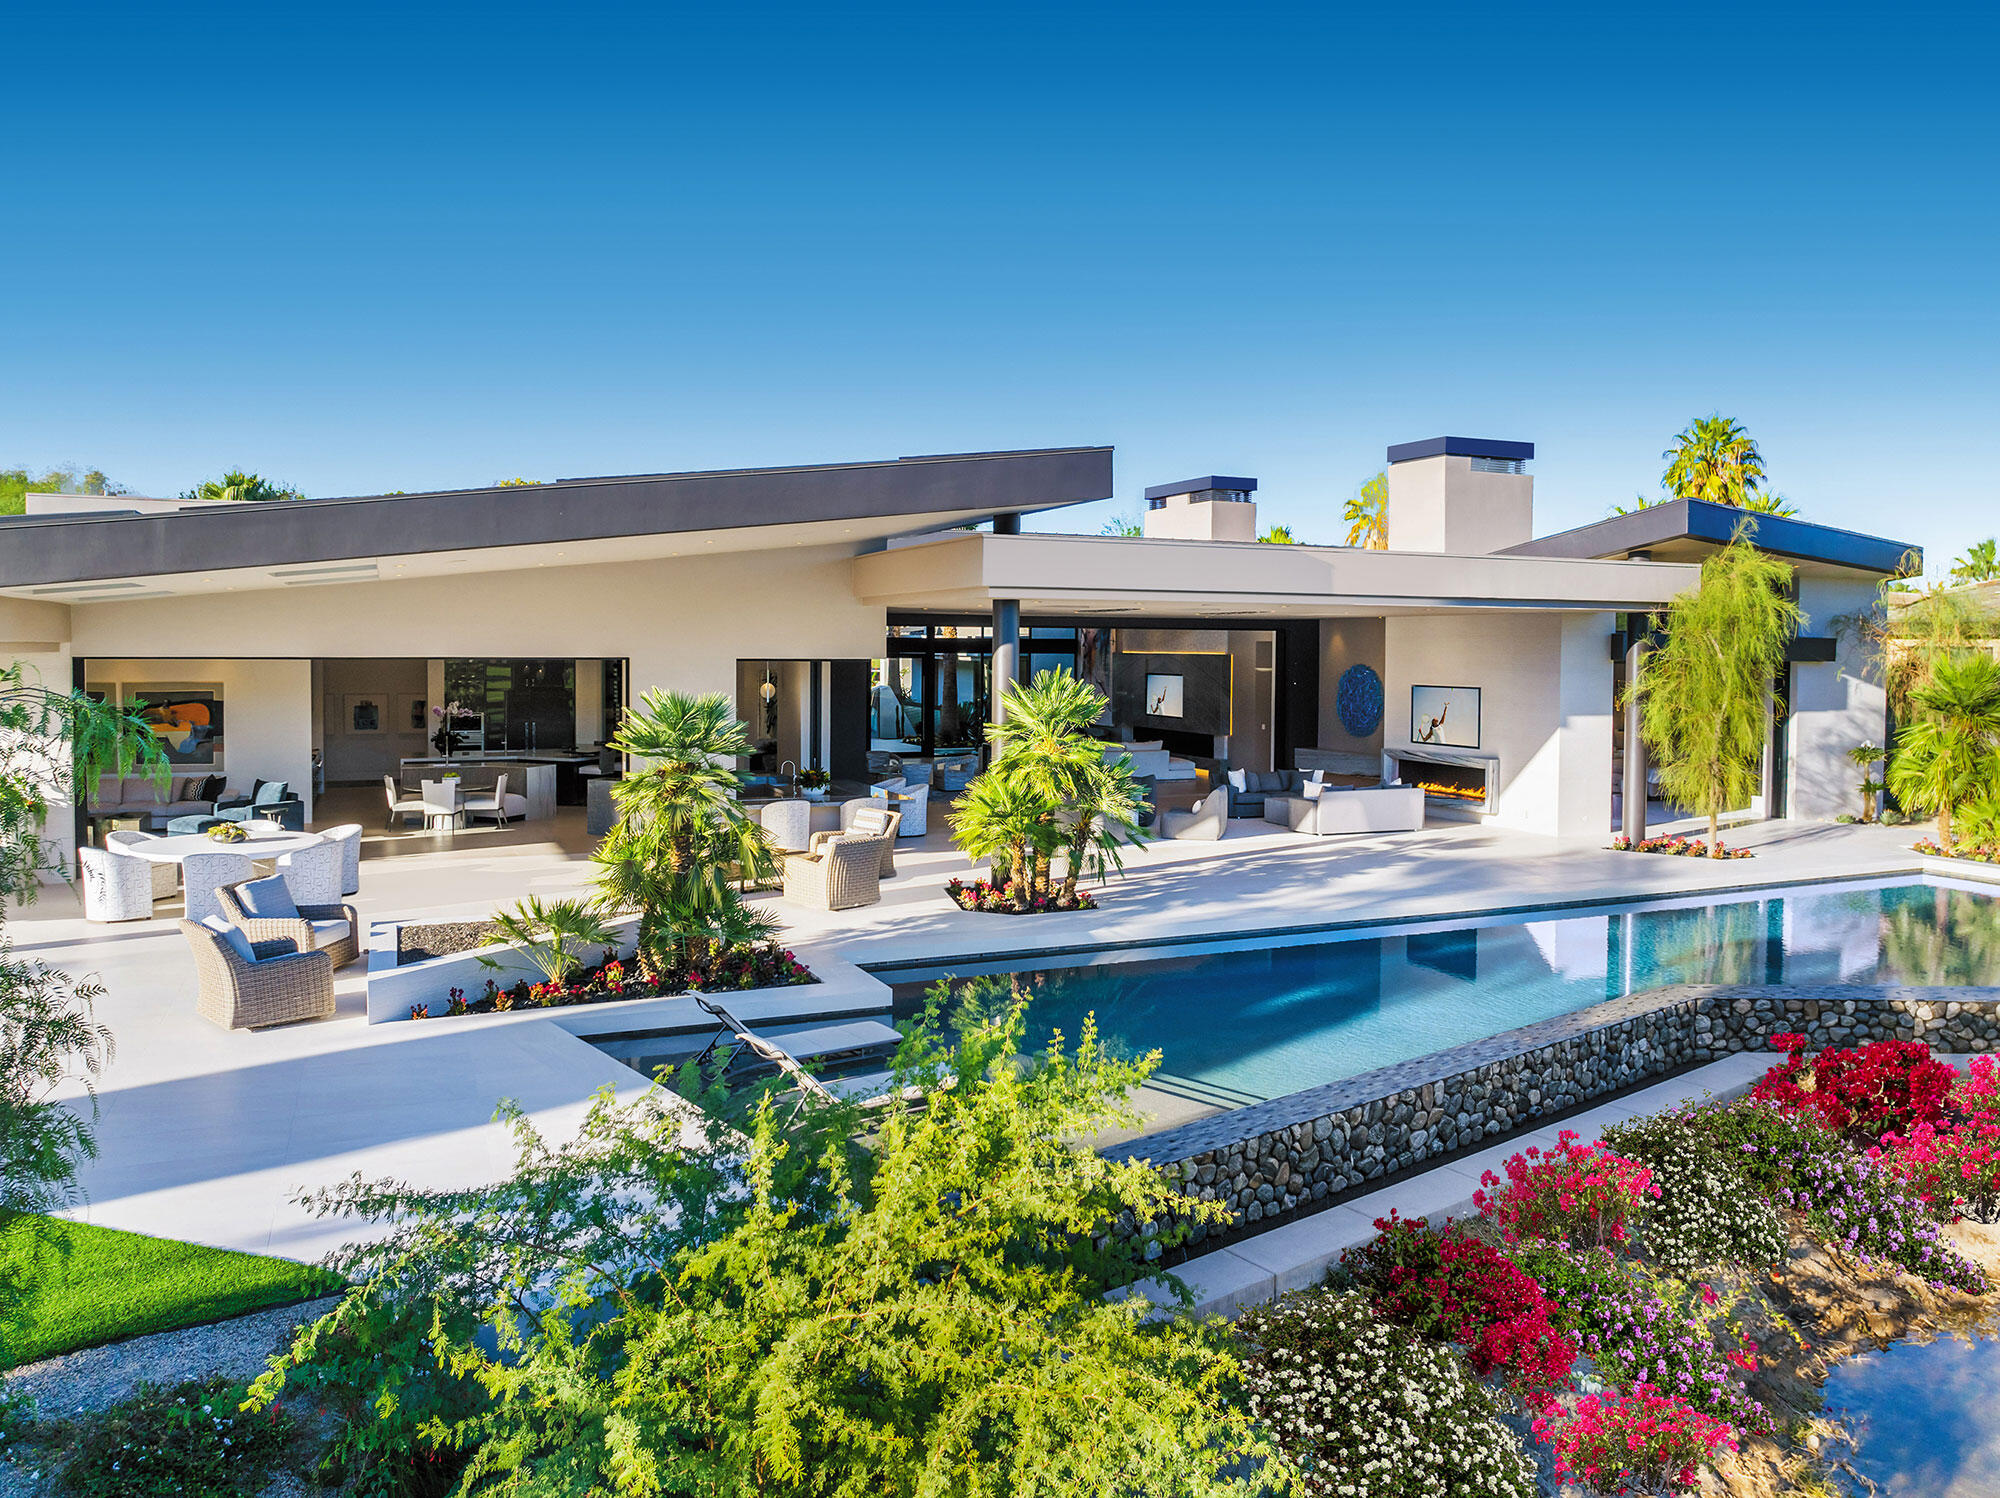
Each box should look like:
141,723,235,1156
215,780,305,831
868,776,929,837
179,918,335,1029
1161,784,1230,841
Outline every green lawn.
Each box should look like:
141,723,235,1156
0,1211,347,1369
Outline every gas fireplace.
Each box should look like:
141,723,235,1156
1385,749,1498,819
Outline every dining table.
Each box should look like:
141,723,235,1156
124,829,327,864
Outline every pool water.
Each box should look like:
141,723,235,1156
1822,1328,2000,1495
885,881,2000,1108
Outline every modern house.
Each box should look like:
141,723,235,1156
0,440,1916,866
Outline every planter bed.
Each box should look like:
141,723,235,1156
405,945,815,1021
945,877,1097,914
1609,834,1752,859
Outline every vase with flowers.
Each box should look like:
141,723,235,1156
430,700,468,758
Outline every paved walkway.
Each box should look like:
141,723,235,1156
8,810,1975,1263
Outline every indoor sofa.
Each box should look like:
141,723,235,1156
87,772,230,830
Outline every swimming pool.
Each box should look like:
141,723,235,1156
882,880,2000,1109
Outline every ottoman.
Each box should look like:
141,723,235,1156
168,815,228,835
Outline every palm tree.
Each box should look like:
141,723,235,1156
1661,416,1768,507
1055,755,1149,904
594,690,773,949
1258,524,1303,545
1886,653,2000,846
181,470,306,503
1847,742,1885,822
948,768,1055,909
1343,472,1388,549
1952,538,2000,585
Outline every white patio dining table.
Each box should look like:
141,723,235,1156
124,829,326,864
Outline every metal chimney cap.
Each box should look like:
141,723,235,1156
1385,437,1534,464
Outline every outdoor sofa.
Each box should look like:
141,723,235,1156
1225,768,1325,819
1262,783,1426,836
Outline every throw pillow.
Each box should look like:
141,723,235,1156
1306,768,1325,784
202,915,260,965
199,774,226,802
255,780,290,806
233,875,300,921
851,809,891,836
1302,780,1326,800
1227,768,1247,793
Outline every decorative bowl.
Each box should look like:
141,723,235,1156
206,823,249,843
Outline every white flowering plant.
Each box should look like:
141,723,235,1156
1602,1110,1789,1276
45,1376,294,1498
1235,1287,1537,1498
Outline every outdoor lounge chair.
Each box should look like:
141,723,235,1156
217,873,360,969
1160,784,1229,840
824,803,901,874
782,836,883,911
691,995,907,1115
178,917,336,1029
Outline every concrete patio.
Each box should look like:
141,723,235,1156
14,803,1979,1266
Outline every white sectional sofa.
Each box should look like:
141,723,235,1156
1262,784,1425,836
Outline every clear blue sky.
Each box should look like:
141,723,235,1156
5,2,1995,571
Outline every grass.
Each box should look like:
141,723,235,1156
0,1211,346,1369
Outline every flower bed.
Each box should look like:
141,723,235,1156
1609,833,1753,859
1915,836,2000,863
943,877,1096,914
405,943,815,1021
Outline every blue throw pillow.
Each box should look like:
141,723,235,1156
234,874,300,920
202,914,260,964
254,780,290,806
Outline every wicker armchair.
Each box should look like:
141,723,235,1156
782,836,883,911
821,804,901,875
216,878,361,969
178,919,335,1029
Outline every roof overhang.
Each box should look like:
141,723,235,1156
1502,499,1920,578
0,447,1112,598
851,533,1701,619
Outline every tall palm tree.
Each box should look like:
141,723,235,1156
1343,472,1388,549
594,690,773,946
1886,653,2000,846
1661,416,1768,507
1952,538,2000,585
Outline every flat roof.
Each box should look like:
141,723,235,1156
1142,475,1259,500
1387,436,1535,464
0,447,1113,593
1502,498,1921,576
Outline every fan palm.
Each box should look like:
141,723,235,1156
1952,538,2000,585
1343,472,1388,549
1847,742,1885,822
1886,653,2000,846
1662,416,1768,507
484,896,613,985
1055,755,1150,904
948,767,1058,909
595,690,774,946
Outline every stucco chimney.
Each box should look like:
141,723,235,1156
1384,438,1534,553
1140,476,1259,542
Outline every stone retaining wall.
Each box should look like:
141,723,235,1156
1121,984,2000,1242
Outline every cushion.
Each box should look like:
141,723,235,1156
1303,780,1326,800
199,774,226,801
233,875,300,920
254,780,290,806
1227,769,1247,793
202,915,260,964
850,809,891,836
308,917,352,946
93,775,121,806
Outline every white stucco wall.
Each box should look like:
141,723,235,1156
1383,610,1615,838
4,648,80,881
1787,575,1889,822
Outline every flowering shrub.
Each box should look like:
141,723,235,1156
1602,1112,1789,1274
1236,1287,1537,1498
56,1376,294,1498
1752,1034,1956,1139
410,944,815,1020
1609,834,1752,859
1510,1245,1767,1433
1533,1383,1737,1496
1474,1130,1660,1249
1873,1116,2000,1221
944,877,1097,914
1914,836,2000,863
1340,1213,1576,1394
1685,1099,1987,1293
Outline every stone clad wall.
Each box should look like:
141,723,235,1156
1120,984,2000,1242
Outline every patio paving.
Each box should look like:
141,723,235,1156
7,800,1965,1265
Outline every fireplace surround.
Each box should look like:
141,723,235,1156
1385,747,1498,820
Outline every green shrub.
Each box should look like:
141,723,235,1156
55,1378,292,1498
1602,1111,1789,1275
1881,807,1909,825
1236,1286,1536,1497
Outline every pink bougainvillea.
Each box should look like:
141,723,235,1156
1533,1383,1737,1495
1752,1035,1957,1140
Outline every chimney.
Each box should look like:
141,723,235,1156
1140,475,1258,541
1384,438,1534,553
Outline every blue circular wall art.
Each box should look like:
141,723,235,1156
1336,664,1384,738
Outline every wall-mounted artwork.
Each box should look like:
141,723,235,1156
1144,673,1184,719
1411,685,1480,749
131,684,225,768
402,694,429,733
1336,664,1384,738
344,693,386,734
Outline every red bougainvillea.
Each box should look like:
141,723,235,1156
1533,1383,1737,1495
1752,1034,1956,1140
1342,1212,1578,1395
1474,1130,1659,1249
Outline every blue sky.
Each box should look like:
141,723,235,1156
5,2,1996,570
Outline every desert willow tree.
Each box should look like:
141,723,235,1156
1629,530,1802,849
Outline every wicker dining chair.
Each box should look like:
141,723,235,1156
178,918,336,1029
217,874,361,969
781,836,883,911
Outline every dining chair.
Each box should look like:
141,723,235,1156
383,775,426,828
420,779,461,832
105,829,179,901
180,851,256,925
322,823,364,895
276,837,343,906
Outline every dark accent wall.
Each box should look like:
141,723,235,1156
1275,620,1321,772
828,660,871,781
1112,652,1232,736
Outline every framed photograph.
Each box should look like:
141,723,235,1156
1411,685,1480,749
401,694,429,733
131,683,226,768
1144,672,1184,719
345,693,386,735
